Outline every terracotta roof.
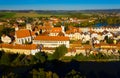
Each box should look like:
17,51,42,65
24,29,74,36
34,36,69,41
66,27,80,34
94,44,120,49
38,26,52,30
51,27,62,33
57,32,65,36
16,29,31,38
66,30,75,34
31,31,36,36
42,47,55,50
82,45,92,49
0,43,37,50
41,31,50,36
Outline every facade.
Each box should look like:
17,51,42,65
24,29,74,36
33,36,69,48
0,44,38,55
1,34,12,43
49,27,64,36
91,27,120,32
26,23,32,31
80,27,120,32
15,29,35,44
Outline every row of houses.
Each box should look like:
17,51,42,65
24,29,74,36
1,22,120,55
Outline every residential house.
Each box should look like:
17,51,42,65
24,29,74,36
49,26,65,36
38,25,52,34
65,26,81,40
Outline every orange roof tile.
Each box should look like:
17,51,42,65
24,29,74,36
31,31,36,36
34,36,69,41
51,27,62,33
0,43,37,50
38,26,52,30
16,29,31,38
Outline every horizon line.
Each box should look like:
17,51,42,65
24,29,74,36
0,8,120,11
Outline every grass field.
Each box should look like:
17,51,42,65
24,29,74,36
14,12,44,17
14,12,69,17
0,12,69,18
0,12,15,18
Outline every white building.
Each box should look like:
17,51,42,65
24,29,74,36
49,26,65,36
26,23,32,31
15,29,35,44
1,34,11,43
0,44,39,55
91,27,120,32
33,36,69,48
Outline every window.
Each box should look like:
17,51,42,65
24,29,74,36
21,39,24,44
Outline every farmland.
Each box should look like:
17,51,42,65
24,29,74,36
0,12,69,18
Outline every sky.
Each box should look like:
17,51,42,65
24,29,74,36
0,0,120,10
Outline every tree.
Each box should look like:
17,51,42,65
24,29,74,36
46,71,52,78
118,50,120,60
53,45,68,60
65,69,85,78
1,27,15,36
6,72,18,78
104,36,113,44
29,55,37,64
32,69,38,78
0,50,5,59
53,73,59,78
12,54,24,66
0,53,10,65
35,52,47,63
38,68,46,78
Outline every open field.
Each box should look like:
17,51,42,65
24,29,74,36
0,12,15,18
0,12,69,18
15,12,69,17
14,12,47,17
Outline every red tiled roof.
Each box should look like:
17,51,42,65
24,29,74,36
0,43,37,50
94,44,120,49
51,27,62,33
83,45,92,49
31,31,36,36
16,29,31,38
34,36,69,41
38,26,52,30
66,27,80,34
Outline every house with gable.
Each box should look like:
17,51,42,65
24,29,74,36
49,26,65,36
65,26,81,40
15,29,35,44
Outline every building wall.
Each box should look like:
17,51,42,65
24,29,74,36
0,48,39,55
16,36,32,44
91,27,120,32
49,33,59,36
33,40,69,48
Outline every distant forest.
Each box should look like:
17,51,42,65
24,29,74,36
0,9,120,13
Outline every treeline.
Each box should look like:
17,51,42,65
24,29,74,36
0,45,120,78
96,16,120,26
0,49,85,78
